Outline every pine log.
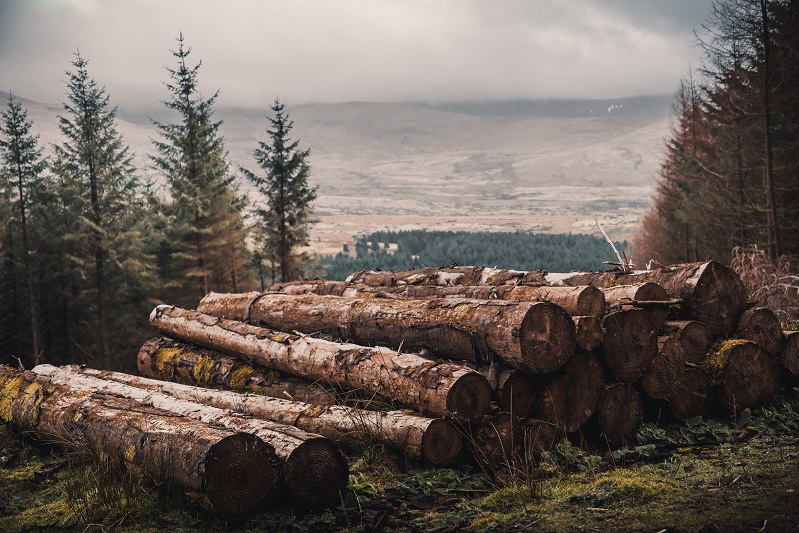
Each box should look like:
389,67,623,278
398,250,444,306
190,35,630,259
138,337,338,406
0,365,280,516
703,340,780,412
32,364,348,508
600,282,670,328
522,418,563,453
735,307,785,355
347,266,548,287
150,305,491,420
197,292,577,374
545,261,748,337
660,320,713,363
468,412,522,473
44,364,461,466
503,285,606,317
597,383,643,445
477,366,538,418
573,315,603,351
601,309,658,384
641,336,686,401
344,284,512,300
780,331,799,376
538,349,606,433
270,280,349,296
668,368,713,420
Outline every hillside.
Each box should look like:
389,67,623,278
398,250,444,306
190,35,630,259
1,93,672,252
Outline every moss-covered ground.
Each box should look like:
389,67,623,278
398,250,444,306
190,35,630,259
2,396,799,532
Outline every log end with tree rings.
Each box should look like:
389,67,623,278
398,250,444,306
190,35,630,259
204,432,281,517
573,315,603,351
282,437,349,509
522,418,562,453
597,384,643,446
694,261,748,337
668,368,713,421
641,337,685,401
496,370,538,418
735,307,785,355
576,285,606,317
445,371,492,421
780,331,799,376
630,282,670,329
662,320,712,364
706,340,780,412
539,349,606,434
469,412,521,474
421,419,463,465
517,301,577,374
602,309,658,384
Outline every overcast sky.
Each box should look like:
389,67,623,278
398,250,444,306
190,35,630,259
0,0,713,111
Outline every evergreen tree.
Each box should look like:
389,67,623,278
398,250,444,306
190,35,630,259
151,34,253,304
241,98,317,282
51,52,153,369
0,94,46,364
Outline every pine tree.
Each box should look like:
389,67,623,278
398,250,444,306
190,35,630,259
151,34,253,304
0,94,46,364
51,52,152,369
241,98,317,282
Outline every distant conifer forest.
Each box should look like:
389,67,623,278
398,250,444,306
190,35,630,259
318,230,627,280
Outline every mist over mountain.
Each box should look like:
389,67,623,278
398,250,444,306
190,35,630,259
1,92,672,251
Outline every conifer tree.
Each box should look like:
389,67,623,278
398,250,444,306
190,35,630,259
241,98,317,282
0,94,46,364
152,34,252,304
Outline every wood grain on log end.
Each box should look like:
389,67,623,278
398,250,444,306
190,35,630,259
598,384,643,446
602,309,658,384
540,349,606,433
693,261,748,337
522,418,562,453
735,307,785,355
421,419,463,465
205,432,281,517
573,315,603,351
518,301,577,374
629,282,670,329
642,337,686,401
668,368,713,420
661,320,712,364
706,340,780,412
283,437,349,509
470,412,521,472
446,372,492,421
780,331,799,376
497,370,538,418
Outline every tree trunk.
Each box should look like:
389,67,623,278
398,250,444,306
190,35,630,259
703,340,780,412
138,337,338,406
31,364,348,508
780,331,799,376
150,305,491,420
0,365,279,517
668,368,713,421
660,320,712,363
347,266,548,287
197,292,576,374
597,383,643,445
735,307,784,355
600,282,670,328
545,261,748,337
601,309,658,384
573,315,603,351
40,363,462,466
538,349,606,433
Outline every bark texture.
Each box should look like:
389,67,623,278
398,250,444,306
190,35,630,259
601,309,658,384
138,337,337,405
538,349,606,433
68,363,461,465
735,307,785,355
600,282,670,328
546,261,748,337
347,266,548,287
198,292,577,374
503,285,606,317
150,305,491,420
597,384,643,445
703,340,780,412
32,364,348,508
0,365,280,517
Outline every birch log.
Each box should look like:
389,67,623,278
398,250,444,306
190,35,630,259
197,292,576,374
31,364,348,508
138,337,338,406
149,305,491,420
60,363,462,465
0,365,280,517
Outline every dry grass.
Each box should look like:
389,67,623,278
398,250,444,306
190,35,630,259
730,245,799,325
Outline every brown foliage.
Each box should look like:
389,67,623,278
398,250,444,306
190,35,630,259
730,245,799,323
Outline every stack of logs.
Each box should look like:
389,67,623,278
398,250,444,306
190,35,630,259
3,260,798,516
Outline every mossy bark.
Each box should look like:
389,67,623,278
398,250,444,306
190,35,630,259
0,365,280,517
149,305,491,420
702,340,780,412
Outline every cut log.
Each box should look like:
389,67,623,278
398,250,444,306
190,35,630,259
597,384,643,445
138,337,338,406
344,284,511,300
269,280,349,296
546,261,748,337
197,292,577,374
641,336,687,401
0,365,280,517
601,309,658,384
780,331,799,376
668,368,713,420
735,307,785,355
32,364,348,508
538,349,606,433
573,315,603,351
63,363,462,465
347,266,548,287
468,412,522,474
522,418,563,453
660,320,713,364
600,282,670,328
477,366,538,418
503,285,606,317
149,305,491,420
703,340,780,412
